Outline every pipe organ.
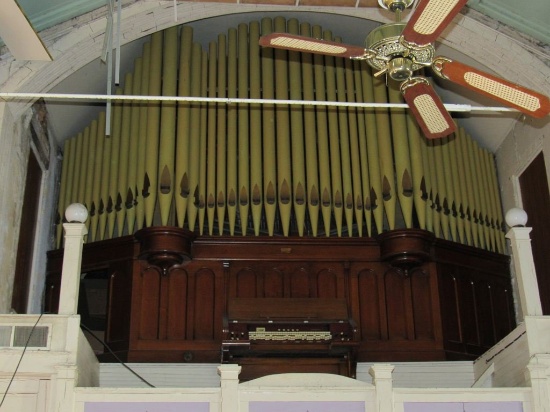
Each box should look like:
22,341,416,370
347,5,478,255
48,19,517,373
56,17,505,252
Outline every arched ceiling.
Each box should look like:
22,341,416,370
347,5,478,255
2,1,550,152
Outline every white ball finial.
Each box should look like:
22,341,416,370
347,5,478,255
65,203,88,223
505,207,528,228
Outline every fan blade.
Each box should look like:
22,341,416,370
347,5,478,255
401,0,468,47
434,58,550,118
401,78,456,139
259,33,367,59
0,0,51,61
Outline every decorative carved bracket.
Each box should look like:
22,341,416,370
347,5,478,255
377,229,435,273
135,226,195,275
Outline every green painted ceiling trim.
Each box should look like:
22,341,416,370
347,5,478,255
17,0,106,32
468,0,550,44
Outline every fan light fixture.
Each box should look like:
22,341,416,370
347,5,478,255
258,0,550,140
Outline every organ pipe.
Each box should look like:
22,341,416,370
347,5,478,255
56,19,507,253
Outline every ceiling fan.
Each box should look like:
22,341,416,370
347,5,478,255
259,0,550,139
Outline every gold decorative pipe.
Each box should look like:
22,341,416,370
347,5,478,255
353,60,371,236
117,73,133,236
136,41,151,231
274,16,292,237
90,112,106,242
335,45,353,235
56,137,73,247
261,17,277,236
288,18,307,237
126,57,142,235
360,62,383,235
406,110,427,230
312,25,332,236
206,40,218,235
107,88,124,239
441,136,457,242
144,30,163,228
227,27,238,235
387,80,413,229
216,33,228,235
158,26,178,226
249,21,262,235
237,23,250,235
84,120,98,237
176,26,193,229
198,49,209,234
372,74,395,230
186,42,203,232
300,22,320,237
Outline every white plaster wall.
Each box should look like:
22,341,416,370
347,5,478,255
0,1,549,312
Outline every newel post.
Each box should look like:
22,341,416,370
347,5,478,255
58,204,88,315
505,208,543,318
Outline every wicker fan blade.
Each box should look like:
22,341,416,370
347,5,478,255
435,59,550,118
259,33,367,59
402,0,468,47
402,78,456,139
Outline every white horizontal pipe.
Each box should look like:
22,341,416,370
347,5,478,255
0,92,517,113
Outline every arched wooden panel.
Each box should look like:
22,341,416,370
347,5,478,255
264,268,284,298
357,268,382,340
490,282,513,342
438,266,461,343
410,268,434,340
139,266,161,340
235,267,258,298
167,267,188,340
316,268,339,299
457,271,479,346
192,268,216,340
289,267,310,298
473,278,496,347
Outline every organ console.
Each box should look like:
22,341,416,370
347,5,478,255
222,298,359,380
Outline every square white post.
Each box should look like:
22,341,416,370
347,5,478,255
58,222,88,315
506,227,543,318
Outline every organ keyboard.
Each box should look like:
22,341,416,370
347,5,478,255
221,298,359,380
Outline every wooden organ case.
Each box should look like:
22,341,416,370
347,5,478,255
47,19,517,380
46,227,515,380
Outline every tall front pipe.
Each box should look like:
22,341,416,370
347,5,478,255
217,33,228,236
388,80,413,229
373,74,395,230
238,23,251,235
127,58,143,235
186,43,203,232
158,26,178,226
117,73,133,236
136,41,151,231
360,62,383,235
176,26,193,228
324,30,344,237
300,22,320,237
312,25,332,236
227,28,238,235
144,31,163,228
261,18,277,236
107,88,123,239
288,18,307,237
249,21,262,235
274,16,292,237
206,40,218,235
